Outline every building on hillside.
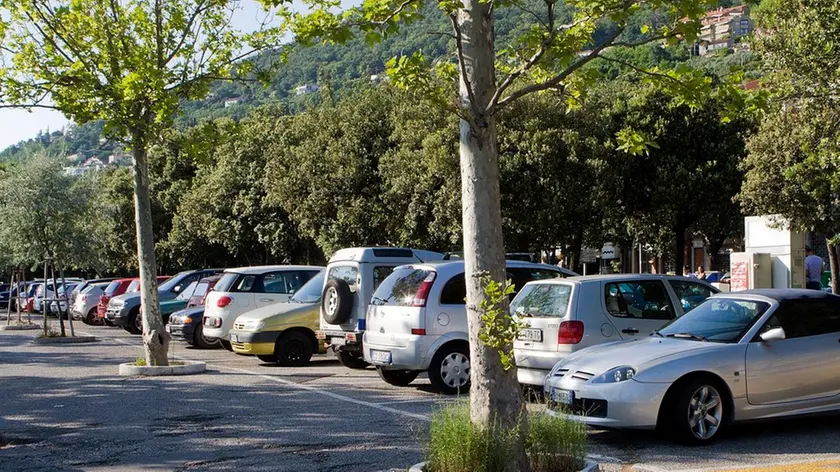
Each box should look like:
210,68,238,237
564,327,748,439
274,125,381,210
224,97,242,108
697,5,753,56
294,84,319,96
108,152,129,165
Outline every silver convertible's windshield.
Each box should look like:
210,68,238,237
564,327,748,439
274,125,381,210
656,298,770,343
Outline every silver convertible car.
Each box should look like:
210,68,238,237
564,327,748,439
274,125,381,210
544,289,840,444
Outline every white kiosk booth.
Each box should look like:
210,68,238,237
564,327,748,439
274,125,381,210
728,215,806,291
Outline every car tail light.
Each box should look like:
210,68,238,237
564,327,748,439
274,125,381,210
558,320,584,345
411,328,426,335
217,296,232,308
412,272,437,307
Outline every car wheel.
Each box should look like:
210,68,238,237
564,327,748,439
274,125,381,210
377,368,419,386
274,331,315,367
428,343,470,395
321,279,353,324
103,318,115,327
125,310,142,335
664,377,728,444
193,324,220,349
84,308,102,326
337,349,368,369
256,354,277,363
219,339,233,352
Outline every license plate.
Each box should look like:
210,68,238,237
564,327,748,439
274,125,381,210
370,349,392,364
550,388,574,406
520,328,543,342
165,325,171,333
230,334,239,343
330,337,346,347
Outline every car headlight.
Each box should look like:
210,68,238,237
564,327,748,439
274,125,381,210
592,366,637,384
242,320,265,331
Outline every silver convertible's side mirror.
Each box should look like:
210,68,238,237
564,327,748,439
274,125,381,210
760,327,786,342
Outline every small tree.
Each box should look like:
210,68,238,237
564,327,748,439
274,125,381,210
0,0,281,365
0,156,91,332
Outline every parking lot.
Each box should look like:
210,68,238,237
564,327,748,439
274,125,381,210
3,322,840,472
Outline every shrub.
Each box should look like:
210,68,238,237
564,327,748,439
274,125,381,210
425,401,586,472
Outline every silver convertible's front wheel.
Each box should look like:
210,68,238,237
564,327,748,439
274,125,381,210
662,376,729,445
688,385,723,440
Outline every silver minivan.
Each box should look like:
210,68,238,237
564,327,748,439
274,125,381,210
363,260,576,394
512,274,718,387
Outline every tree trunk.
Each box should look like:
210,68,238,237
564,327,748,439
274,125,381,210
828,238,839,295
42,261,48,335
457,2,527,470
131,138,170,366
50,263,66,337
675,226,686,275
59,265,74,337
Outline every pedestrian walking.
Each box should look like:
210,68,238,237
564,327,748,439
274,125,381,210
805,245,824,290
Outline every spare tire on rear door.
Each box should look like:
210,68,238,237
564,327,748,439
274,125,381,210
322,279,352,325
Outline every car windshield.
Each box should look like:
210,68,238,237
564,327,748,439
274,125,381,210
290,272,325,303
126,280,141,293
370,268,433,306
213,272,239,293
657,298,770,343
510,283,573,318
158,271,192,292
175,281,199,301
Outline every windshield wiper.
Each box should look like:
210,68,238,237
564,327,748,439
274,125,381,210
665,332,708,342
651,329,664,337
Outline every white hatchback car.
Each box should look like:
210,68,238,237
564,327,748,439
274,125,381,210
71,282,111,325
512,274,719,387
363,260,576,394
202,265,322,349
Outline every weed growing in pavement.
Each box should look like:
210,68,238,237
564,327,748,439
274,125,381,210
36,327,60,338
134,356,147,366
425,400,586,472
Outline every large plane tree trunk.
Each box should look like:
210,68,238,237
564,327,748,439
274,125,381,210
130,131,170,366
457,1,528,470
828,238,839,294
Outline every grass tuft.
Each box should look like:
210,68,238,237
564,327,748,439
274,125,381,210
425,401,586,472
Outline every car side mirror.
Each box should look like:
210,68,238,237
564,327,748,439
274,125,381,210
760,327,786,342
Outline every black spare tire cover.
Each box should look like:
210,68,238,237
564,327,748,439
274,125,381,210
322,279,353,325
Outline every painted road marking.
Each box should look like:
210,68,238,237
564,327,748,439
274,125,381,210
713,459,840,471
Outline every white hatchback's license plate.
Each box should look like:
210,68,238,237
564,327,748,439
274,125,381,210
550,388,574,406
330,337,346,347
519,328,543,342
370,349,392,364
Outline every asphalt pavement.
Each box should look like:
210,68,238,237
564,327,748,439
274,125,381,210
2,319,840,472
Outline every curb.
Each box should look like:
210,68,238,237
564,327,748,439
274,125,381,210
408,461,599,472
32,335,98,344
0,324,40,331
119,360,206,376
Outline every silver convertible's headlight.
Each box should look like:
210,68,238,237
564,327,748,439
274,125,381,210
242,320,265,331
592,366,637,384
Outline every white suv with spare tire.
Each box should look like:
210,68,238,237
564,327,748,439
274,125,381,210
316,247,445,369
363,260,576,394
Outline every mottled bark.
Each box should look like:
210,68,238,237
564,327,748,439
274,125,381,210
131,138,170,366
457,1,527,470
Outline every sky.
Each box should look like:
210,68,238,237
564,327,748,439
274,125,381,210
0,0,282,151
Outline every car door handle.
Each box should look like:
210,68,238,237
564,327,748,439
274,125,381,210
260,298,275,302
622,328,640,335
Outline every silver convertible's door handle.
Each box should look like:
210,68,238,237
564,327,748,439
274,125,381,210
260,298,275,303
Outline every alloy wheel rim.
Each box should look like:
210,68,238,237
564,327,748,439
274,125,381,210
440,352,470,388
687,385,723,440
326,288,337,315
135,314,143,333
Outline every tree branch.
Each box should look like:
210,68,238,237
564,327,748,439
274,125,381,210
488,1,558,111
450,14,478,118
493,25,625,111
163,0,211,65
597,55,681,82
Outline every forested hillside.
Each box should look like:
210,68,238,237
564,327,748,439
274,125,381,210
1,0,757,160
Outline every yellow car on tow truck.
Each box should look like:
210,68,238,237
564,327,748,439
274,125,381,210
229,271,326,365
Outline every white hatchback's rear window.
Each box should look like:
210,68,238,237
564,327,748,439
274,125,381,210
510,284,572,318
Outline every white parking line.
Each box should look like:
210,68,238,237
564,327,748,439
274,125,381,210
84,332,432,422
